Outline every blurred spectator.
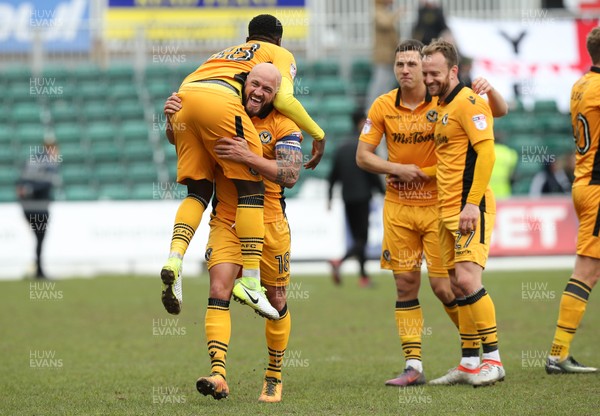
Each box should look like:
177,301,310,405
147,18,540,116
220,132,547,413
365,0,402,108
458,56,474,88
412,0,449,45
529,152,575,196
490,135,518,199
16,138,61,279
327,110,385,287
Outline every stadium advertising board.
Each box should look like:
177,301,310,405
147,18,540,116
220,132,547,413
106,0,307,42
0,0,89,53
448,17,600,113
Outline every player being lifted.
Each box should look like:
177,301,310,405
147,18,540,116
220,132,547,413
161,14,325,320
165,62,303,402
546,26,600,375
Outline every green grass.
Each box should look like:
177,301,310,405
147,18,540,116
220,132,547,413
2,269,599,415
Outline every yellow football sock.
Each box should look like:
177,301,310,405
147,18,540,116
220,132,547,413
395,299,423,364
169,195,207,257
551,278,591,360
236,194,265,273
443,298,459,328
265,304,291,380
205,298,231,379
457,297,480,360
466,288,498,354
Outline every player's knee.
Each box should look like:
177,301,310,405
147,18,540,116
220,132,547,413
186,179,213,206
233,179,264,197
430,278,455,303
394,272,420,298
265,285,286,311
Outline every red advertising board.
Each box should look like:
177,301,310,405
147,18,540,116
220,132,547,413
490,197,578,256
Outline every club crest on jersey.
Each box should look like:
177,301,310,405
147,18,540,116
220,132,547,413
441,113,449,125
205,247,212,261
382,250,391,262
250,167,259,176
426,110,438,123
472,114,487,130
259,130,272,144
290,62,297,79
362,119,372,134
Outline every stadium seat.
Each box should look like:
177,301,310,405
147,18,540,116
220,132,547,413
60,144,89,164
494,114,535,134
0,166,19,185
2,65,32,84
50,103,80,124
11,103,43,124
0,187,16,202
15,124,46,146
70,64,103,84
42,65,71,84
298,95,320,114
313,78,347,97
145,64,172,82
147,82,175,100
123,141,154,162
82,101,113,122
325,116,354,137
79,82,110,101
351,58,372,79
115,100,145,121
546,134,575,155
311,60,340,77
0,127,14,146
128,162,158,182
61,164,93,185
0,146,14,165
98,183,131,200
120,121,149,142
90,142,122,163
105,64,135,83
95,163,127,184
321,96,356,116
87,122,118,144
6,83,36,105
166,163,177,181
108,84,139,101
533,99,558,113
130,183,157,200
507,134,542,152
64,185,98,201
538,113,571,134
54,123,83,144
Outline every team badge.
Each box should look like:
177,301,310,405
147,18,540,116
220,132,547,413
426,110,438,123
441,114,449,125
382,249,391,262
290,63,297,80
205,248,212,261
259,130,272,144
472,114,487,130
362,119,372,134
250,167,259,176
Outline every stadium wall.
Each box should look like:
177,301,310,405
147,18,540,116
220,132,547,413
0,196,577,280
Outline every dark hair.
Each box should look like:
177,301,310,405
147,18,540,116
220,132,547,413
248,14,283,42
586,26,600,65
395,39,425,54
352,109,366,127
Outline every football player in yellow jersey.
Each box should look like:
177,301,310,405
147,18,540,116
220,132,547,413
422,39,504,386
357,39,507,387
161,14,325,320
546,26,600,374
164,62,302,402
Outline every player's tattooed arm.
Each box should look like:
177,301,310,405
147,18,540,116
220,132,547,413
274,141,303,188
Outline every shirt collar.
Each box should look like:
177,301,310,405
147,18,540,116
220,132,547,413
439,82,465,105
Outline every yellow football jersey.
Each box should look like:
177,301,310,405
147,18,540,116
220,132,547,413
434,83,496,218
212,109,303,224
182,40,296,93
359,88,438,206
571,66,600,187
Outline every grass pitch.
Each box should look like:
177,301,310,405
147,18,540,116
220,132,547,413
2,268,599,415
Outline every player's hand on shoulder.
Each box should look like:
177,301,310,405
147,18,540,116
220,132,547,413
164,92,182,116
471,77,492,95
304,137,326,170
